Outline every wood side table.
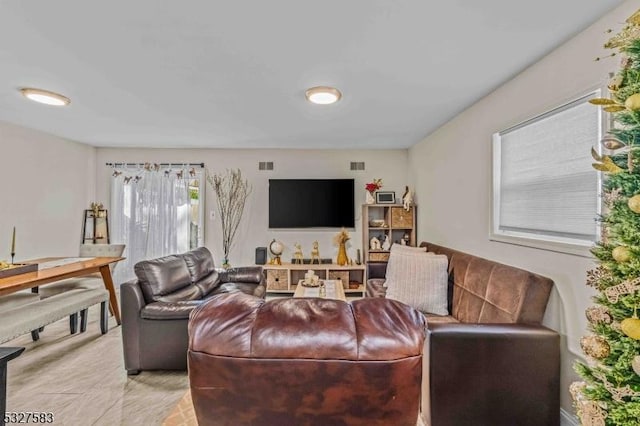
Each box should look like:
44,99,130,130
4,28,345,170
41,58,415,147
0,347,24,426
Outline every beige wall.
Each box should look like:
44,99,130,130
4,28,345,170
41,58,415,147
95,148,408,266
408,0,640,417
0,120,96,260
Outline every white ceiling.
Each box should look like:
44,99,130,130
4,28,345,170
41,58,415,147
0,0,624,149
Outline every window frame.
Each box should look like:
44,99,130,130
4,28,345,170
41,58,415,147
490,88,605,257
189,170,206,249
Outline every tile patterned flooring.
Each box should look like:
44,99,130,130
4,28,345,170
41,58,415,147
5,304,188,426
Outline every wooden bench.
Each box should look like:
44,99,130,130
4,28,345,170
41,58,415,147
0,287,109,344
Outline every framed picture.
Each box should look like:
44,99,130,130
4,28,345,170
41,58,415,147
376,191,395,204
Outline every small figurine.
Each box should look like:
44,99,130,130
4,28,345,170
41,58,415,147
293,243,304,264
304,269,319,285
370,236,381,251
310,241,321,264
382,235,391,251
402,185,413,211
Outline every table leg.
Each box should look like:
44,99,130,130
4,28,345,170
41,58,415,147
0,347,24,426
99,264,121,326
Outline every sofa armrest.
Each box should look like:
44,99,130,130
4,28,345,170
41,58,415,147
423,323,560,426
120,280,147,373
219,266,264,285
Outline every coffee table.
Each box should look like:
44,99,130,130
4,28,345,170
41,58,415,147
293,279,346,301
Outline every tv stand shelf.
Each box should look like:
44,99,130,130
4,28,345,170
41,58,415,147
264,263,366,297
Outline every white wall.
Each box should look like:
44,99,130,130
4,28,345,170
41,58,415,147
0,120,96,260
408,0,640,416
95,148,408,267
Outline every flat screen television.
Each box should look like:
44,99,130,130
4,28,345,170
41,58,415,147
269,179,355,228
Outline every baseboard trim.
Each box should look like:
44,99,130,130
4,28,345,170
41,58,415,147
561,408,578,426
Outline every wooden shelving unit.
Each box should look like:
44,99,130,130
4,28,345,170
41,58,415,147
81,209,110,244
362,204,417,264
264,263,366,297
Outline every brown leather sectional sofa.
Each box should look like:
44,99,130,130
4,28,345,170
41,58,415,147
120,247,266,374
368,241,560,426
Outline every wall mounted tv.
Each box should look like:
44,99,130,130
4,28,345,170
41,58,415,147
269,179,355,228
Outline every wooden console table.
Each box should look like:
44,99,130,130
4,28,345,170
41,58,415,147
264,263,366,297
0,257,123,325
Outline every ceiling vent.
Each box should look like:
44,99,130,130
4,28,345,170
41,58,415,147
350,162,365,171
258,161,274,171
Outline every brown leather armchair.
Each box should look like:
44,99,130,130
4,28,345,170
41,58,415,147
121,247,266,374
188,292,426,426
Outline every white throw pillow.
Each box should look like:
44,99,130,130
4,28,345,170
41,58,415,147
385,245,449,315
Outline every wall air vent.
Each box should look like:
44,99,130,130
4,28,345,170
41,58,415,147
350,162,365,171
259,161,274,171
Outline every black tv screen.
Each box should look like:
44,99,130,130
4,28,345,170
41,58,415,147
269,179,355,228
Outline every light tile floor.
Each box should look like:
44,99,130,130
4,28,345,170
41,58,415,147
4,304,188,426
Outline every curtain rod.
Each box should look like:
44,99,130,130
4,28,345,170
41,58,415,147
105,162,205,167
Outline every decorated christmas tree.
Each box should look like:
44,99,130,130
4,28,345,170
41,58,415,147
572,9,640,426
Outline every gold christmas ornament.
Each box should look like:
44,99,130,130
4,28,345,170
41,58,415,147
586,306,612,325
603,188,623,207
604,277,640,303
578,401,607,426
625,93,640,111
605,20,640,49
629,194,640,213
586,265,612,288
600,134,626,150
592,370,640,401
608,74,624,92
571,382,607,426
591,147,624,174
570,381,586,401
632,356,640,376
580,335,611,359
612,246,632,263
620,317,640,340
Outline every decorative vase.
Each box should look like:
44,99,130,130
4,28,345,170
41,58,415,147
222,258,231,270
337,242,348,266
365,191,375,204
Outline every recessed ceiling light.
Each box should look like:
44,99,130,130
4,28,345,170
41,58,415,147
305,86,342,105
20,88,70,106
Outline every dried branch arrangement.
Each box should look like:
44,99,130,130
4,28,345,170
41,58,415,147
206,168,251,267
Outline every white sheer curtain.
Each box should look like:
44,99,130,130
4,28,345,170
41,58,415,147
110,167,190,284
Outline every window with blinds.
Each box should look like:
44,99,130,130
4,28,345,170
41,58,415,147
491,90,602,255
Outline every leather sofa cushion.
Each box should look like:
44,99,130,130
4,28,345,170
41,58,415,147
135,255,193,303
183,247,216,282
207,282,264,298
189,292,425,360
194,272,220,296
155,283,203,303
141,300,203,320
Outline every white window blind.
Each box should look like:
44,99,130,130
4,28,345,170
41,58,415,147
492,91,601,252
